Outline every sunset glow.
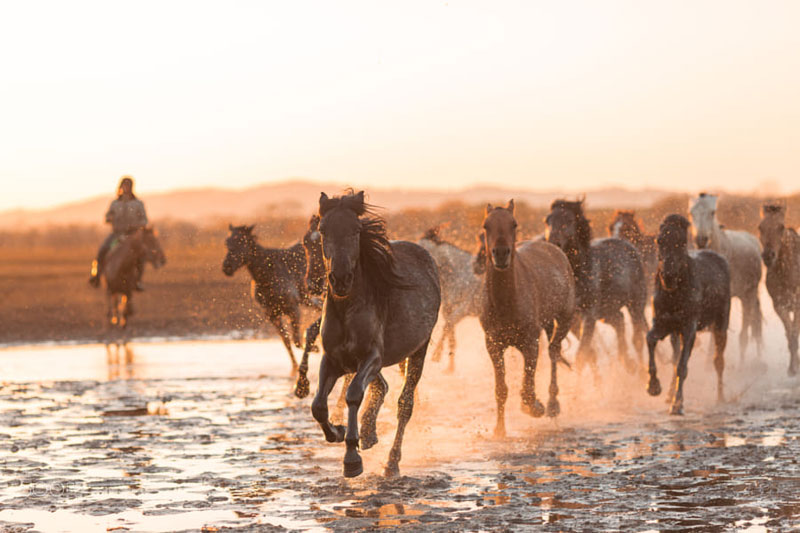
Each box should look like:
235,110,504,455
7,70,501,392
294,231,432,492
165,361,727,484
2,0,799,211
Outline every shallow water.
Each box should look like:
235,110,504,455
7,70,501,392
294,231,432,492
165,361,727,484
0,309,799,531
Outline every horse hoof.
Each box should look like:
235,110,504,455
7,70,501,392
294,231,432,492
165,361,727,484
294,376,310,399
326,424,346,443
384,462,400,478
647,378,662,397
546,399,560,418
360,431,378,450
789,364,798,377
522,399,545,418
669,403,684,416
444,365,455,376
343,458,364,478
493,425,506,439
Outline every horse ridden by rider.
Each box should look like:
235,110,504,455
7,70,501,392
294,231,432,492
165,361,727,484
89,176,151,291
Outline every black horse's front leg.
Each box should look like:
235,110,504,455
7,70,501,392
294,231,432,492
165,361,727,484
342,348,383,478
670,325,697,415
311,354,345,443
294,318,321,398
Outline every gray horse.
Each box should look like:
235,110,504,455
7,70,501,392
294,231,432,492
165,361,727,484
418,226,482,373
689,193,763,360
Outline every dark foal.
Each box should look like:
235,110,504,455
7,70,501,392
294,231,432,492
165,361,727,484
646,215,731,415
479,200,575,436
546,200,649,372
222,224,313,372
758,203,800,375
310,191,440,477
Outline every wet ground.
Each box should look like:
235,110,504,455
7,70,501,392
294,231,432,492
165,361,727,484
0,309,799,532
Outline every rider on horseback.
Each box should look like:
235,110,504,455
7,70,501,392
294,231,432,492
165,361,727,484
89,176,149,291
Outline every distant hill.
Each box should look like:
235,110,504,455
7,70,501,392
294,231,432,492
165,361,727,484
0,180,673,228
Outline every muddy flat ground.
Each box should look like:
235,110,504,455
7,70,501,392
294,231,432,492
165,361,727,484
0,306,798,532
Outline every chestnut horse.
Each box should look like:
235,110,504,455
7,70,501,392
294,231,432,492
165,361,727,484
310,191,440,477
758,203,800,375
478,200,575,436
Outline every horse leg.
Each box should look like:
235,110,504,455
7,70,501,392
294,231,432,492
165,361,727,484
738,294,751,363
486,339,508,437
269,314,298,373
289,306,303,349
666,333,680,403
446,321,457,375
577,313,600,378
786,307,800,376
359,372,388,450
775,305,797,375
645,325,669,397
343,348,383,478
431,315,447,363
520,335,545,418
752,291,764,358
333,373,352,425
670,325,697,415
606,310,635,373
630,303,648,369
546,314,571,417
385,342,428,478
311,354,345,443
294,318,321,398
712,325,727,403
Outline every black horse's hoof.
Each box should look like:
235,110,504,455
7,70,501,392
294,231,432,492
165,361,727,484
326,424,346,443
384,462,400,478
294,374,310,399
343,447,363,478
669,402,684,416
647,377,662,397
522,399,545,418
546,398,560,418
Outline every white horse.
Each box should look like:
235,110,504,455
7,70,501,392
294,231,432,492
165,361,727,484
689,193,763,359
418,226,482,374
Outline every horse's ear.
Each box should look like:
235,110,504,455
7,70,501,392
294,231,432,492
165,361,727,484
355,190,365,205
486,203,493,215
229,223,234,231
245,224,255,233
318,192,331,215
308,214,320,229
507,199,515,214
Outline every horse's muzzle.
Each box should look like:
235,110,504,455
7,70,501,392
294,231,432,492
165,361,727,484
491,248,511,271
695,236,709,249
329,271,354,297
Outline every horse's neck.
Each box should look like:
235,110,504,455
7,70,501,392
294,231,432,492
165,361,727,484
484,259,518,313
246,245,273,280
105,238,139,278
709,222,731,255
777,230,800,278
326,263,383,320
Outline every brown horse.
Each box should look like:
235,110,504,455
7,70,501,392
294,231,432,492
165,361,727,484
478,200,575,436
310,191,440,477
758,203,800,375
101,227,166,343
608,210,657,297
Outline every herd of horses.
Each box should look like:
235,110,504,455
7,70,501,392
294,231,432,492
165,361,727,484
94,190,800,478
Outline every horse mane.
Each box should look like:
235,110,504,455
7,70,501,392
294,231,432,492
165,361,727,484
551,199,592,248
320,190,410,296
762,203,785,215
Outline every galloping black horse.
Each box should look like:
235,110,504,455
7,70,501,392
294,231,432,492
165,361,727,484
222,224,318,371
310,190,440,478
546,200,648,371
646,215,731,415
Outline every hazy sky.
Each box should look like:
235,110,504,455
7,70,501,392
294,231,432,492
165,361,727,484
2,0,799,211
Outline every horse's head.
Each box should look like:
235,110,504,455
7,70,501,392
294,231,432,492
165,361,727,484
758,202,786,268
318,190,368,298
608,210,638,240
473,232,487,275
545,199,591,253
656,214,691,291
223,224,256,276
303,214,326,295
688,192,717,249
481,200,517,271
140,227,166,268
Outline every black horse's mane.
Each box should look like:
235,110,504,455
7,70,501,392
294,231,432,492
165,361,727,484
551,199,592,250
320,191,410,298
